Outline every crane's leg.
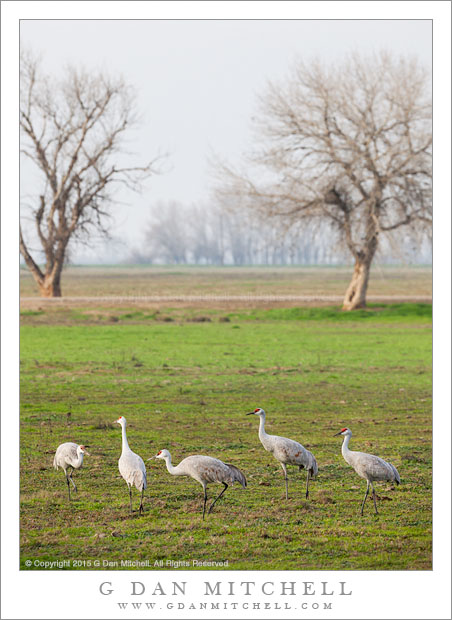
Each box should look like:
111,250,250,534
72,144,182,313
370,482,378,515
65,471,71,501
139,488,145,515
208,483,228,514
202,485,208,521
128,484,133,514
360,480,370,515
280,463,289,500
305,469,310,499
69,468,77,492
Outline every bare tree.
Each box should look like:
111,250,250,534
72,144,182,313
189,204,225,265
20,50,159,296
145,201,189,264
216,52,432,309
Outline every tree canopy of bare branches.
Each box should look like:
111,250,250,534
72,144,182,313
216,52,432,309
20,50,159,296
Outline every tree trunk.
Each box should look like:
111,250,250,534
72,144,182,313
342,258,372,310
38,273,62,297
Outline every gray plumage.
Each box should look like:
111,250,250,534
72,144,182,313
115,416,147,514
53,442,90,500
154,449,246,520
334,427,400,515
247,408,318,500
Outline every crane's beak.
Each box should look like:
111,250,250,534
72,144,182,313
146,456,156,461
333,431,343,437
84,450,91,456
246,412,255,416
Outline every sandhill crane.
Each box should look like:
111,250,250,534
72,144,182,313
115,416,147,515
334,427,400,515
53,442,90,500
152,449,247,520
247,408,318,500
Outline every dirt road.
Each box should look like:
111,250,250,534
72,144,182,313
20,294,432,310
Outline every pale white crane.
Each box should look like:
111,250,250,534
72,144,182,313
53,442,90,500
246,408,318,500
115,416,147,514
334,427,400,515
152,449,247,520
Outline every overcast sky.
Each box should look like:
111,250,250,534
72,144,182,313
20,19,432,262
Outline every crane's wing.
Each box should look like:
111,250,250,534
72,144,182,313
131,467,147,491
54,442,78,469
224,463,247,488
119,452,147,491
388,462,401,484
350,451,400,483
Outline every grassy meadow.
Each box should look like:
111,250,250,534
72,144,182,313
20,293,432,570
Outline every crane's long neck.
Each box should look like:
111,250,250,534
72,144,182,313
258,413,268,440
341,434,352,461
121,424,130,453
258,413,273,451
163,454,181,476
75,451,84,468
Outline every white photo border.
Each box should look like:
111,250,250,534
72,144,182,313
2,2,450,619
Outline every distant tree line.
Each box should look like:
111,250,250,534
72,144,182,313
126,199,431,267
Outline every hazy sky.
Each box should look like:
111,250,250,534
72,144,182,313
20,19,432,261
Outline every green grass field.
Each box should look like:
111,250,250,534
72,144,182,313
20,304,432,570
